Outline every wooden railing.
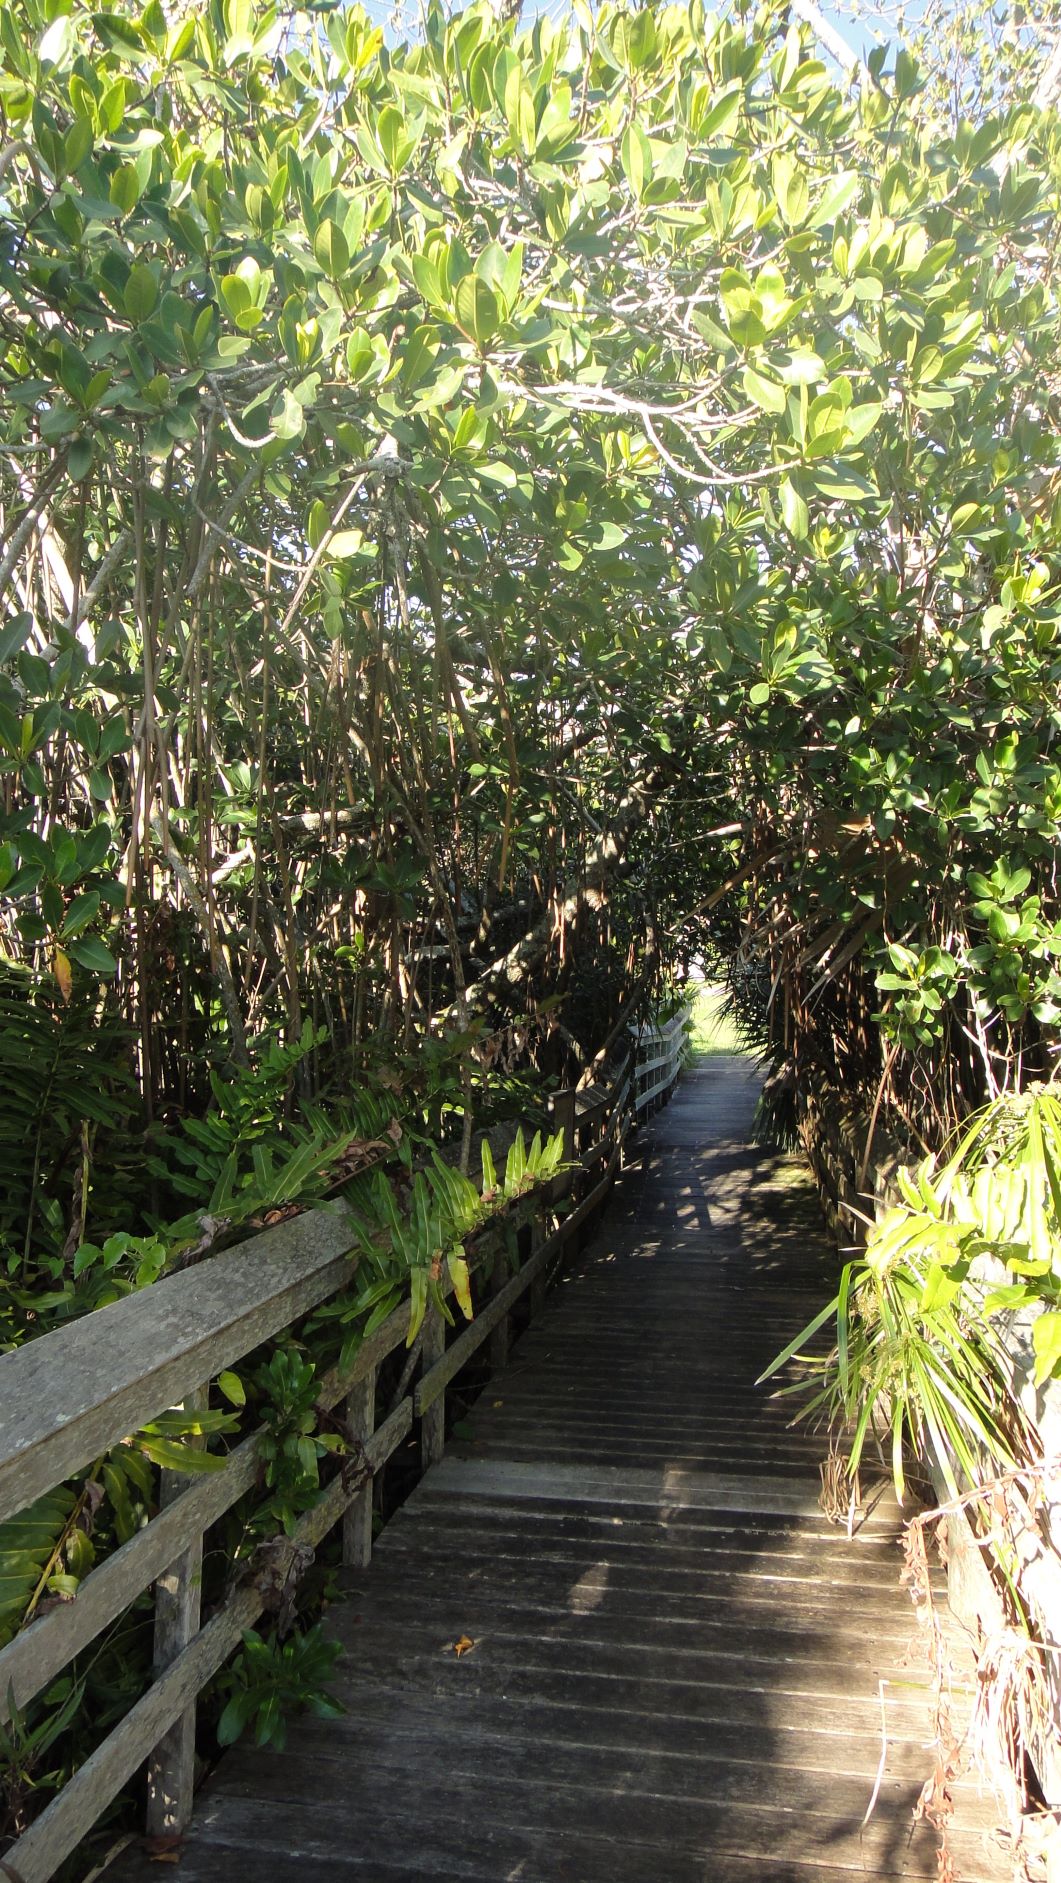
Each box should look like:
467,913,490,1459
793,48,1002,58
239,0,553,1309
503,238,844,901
632,1008,688,1113
0,1053,643,1883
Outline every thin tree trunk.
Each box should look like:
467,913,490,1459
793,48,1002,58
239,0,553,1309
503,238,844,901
432,764,668,1032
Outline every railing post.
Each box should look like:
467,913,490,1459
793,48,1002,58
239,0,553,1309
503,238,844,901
342,1363,377,1569
547,1088,576,1203
420,1306,445,1468
529,1217,546,1319
488,1242,510,1372
145,1386,206,1838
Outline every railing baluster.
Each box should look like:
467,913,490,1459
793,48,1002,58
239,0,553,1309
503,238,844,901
488,1242,511,1371
145,1385,207,1838
420,1306,446,1467
342,1363,377,1569
529,1218,546,1319
547,1088,576,1203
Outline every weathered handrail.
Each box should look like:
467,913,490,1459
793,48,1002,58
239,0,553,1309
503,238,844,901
0,1056,642,1883
0,1208,359,1528
632,1008,687,1113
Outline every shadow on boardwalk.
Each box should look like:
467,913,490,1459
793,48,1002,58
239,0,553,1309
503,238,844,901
116,1059,1005,1883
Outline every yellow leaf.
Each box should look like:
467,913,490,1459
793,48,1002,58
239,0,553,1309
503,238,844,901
53,946,72,1002
451,1634,475,1657
448,1248,473,1319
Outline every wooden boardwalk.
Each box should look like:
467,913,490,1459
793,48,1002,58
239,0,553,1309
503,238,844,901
119,1060,1005,1882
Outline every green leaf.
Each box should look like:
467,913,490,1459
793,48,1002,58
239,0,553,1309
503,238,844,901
411,252,446,312
743,366,786,415
220,273,251,320
697,85,742,139
92,11,143,51
808,172,860,229
68,437,94,481
61,891,101,937
346,328,378,383
772,349,825,387
271,388,305,443
454,276,500,349
306,499,330,549
779,477,809,540
408,1266,427,1346
1033,1311,1061,1385
65,115,93,172
0,614,33,664
314,219,350,279
720,270,766,347
65,935,117,975
501,61,536,154
123,263,159,325
134,1435,225,1473
326,529,367,560
447,1248,473,1319
621,122,652,198
757,1294,840,1383
809,465,878,500
108,164,141,215
842,403,883,447
376,104,418,174
39,15,74,64
217,1694,251,1746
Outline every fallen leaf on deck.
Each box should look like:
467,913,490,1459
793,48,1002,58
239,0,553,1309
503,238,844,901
451,1634,475,1657
145,1834,183,1864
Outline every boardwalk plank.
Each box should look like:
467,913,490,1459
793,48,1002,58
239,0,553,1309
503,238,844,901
130,1811,979,1883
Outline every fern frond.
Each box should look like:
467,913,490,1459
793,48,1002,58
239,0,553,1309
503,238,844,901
0,1485,78,1646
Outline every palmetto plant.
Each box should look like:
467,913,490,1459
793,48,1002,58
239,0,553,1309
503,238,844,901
760,1084,1061,1829
762,1084,1061,1503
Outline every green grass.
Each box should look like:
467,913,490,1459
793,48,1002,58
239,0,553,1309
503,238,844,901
684,983,748,1060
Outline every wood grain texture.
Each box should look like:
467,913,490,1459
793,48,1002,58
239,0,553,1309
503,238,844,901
145,1385,207,1837
342,1363,377,1570
0,1204,360,1524
111,1061,1008,1883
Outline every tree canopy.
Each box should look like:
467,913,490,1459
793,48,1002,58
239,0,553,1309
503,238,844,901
0,0,1059,1255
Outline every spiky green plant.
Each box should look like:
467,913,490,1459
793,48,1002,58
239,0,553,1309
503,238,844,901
761,1085,1061,1503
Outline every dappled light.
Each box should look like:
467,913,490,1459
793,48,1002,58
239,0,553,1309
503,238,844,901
0,0,1058,1870
565,1562,611,1613
161,1064,999,1882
